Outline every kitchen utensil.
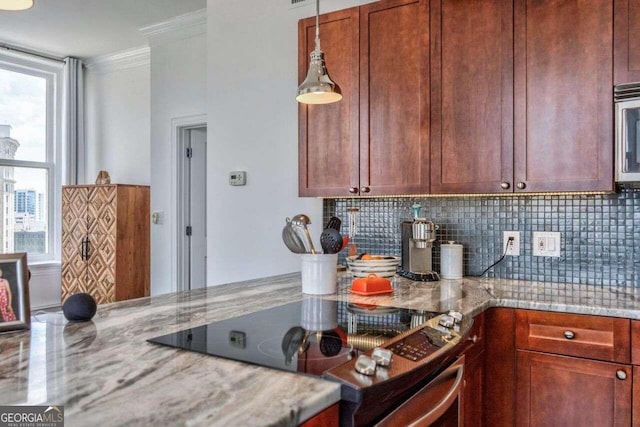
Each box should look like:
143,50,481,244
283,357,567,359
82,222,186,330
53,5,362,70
347,207,359,257
326,216,341,231
320,228,343,254
291,214,317,254
282,218,307,254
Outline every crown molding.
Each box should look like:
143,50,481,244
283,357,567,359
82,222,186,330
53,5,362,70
140,8,206,46
84,46,150,74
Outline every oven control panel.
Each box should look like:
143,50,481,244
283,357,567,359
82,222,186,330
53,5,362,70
387,326,448,361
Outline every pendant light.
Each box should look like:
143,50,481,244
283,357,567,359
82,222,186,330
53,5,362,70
0,0,33,11
296,0,342,104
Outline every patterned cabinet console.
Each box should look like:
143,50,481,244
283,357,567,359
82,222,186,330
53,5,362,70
61,185,150,304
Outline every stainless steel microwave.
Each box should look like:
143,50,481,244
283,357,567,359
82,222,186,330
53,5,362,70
615,83,640,183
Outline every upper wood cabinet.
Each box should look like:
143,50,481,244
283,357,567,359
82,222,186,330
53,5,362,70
432,0,614,194
298,8,359,198
614,0,640,84
300,0,615,196
513,0,614,193
298,0,430,197
430,0,513,194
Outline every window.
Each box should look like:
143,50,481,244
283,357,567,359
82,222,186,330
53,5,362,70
0,52,62,262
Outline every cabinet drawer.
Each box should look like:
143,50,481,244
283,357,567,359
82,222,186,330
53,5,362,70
515,310,630,363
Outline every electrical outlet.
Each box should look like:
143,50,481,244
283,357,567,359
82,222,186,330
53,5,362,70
533,231,561,257
503,231,520,256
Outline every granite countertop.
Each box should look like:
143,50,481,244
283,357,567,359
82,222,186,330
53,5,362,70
1,273,640,426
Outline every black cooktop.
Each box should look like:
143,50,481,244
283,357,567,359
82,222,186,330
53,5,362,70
148,299,439,377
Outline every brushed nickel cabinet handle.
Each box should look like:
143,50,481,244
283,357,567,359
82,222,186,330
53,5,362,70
348,187,358,194
500,182,510,190
563,330,575,340
616,370,627,380
516,182,526,189
360,186,371,194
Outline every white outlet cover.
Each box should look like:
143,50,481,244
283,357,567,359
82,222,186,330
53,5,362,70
503,231,520,256
533,231,561,257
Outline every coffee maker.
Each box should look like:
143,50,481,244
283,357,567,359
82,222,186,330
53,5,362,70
398,204,439,282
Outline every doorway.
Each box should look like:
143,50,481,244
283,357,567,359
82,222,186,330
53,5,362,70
177,124,207,291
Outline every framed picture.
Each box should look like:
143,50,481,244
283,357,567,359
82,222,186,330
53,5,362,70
0,253,30,333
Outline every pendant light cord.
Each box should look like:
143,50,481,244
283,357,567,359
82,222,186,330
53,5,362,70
314,0,321,51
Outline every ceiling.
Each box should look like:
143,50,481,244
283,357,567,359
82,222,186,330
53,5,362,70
0,0,206,60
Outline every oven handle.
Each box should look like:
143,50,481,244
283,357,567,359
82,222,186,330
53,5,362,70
376,355,465,427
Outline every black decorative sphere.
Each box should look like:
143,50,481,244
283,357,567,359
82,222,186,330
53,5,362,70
62,293,97,322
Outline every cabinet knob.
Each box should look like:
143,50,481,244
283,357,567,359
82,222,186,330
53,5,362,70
360,186,371,194
563,330,575,340
468,335,478,344
516,182,526,189
616,370,627,380
500,182,510,190
348,187,359,194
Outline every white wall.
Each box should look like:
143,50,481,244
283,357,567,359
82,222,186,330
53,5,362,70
206,0,374,286
149,31,207,296
84,62,150,185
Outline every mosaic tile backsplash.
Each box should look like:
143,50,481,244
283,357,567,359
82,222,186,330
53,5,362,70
323,189,640,287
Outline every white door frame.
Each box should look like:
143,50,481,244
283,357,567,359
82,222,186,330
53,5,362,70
171,114,206,293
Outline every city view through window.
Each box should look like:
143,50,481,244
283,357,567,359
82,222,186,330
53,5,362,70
0,67,49,256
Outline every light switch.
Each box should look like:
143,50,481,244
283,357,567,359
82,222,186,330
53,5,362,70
533,231,560,257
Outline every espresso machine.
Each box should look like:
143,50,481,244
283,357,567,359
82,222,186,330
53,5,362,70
398,204,440,281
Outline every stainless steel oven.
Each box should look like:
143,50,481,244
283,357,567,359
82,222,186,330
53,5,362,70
615,83,640,184
375,355,465,427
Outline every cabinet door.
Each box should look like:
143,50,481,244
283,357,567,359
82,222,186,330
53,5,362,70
516,350,632,427
463,351,484,427
61,187,89,302
430,0,513,194
614,0,640,84
298,8,359,197
359,0,430,196
513,0,614,192
87,186,117,304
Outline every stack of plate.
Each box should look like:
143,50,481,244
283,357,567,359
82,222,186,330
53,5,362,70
346,255,400,278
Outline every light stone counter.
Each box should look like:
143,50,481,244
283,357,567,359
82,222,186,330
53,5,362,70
1,273,639,427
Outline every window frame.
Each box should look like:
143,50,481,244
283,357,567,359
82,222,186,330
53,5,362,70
0,50,63,263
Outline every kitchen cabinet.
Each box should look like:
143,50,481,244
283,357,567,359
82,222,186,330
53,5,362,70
516,351,632,426
514,310,632,426
298,7,359,198
483,308,517,427
300,403,338,426
433,0,614,194
61,185,150,304
298,0,430,197
430,0,514,194
512,0,614,192
631,321,640,425
461,312,485,427
614,0,640,84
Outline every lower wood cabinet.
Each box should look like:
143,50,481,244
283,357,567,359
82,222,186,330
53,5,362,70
516,350,632,426
485,308,639,427
300,403,339,427
463,350,484,427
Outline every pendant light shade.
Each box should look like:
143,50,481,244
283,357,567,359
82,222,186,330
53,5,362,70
296,0,342,105
0,0,33,11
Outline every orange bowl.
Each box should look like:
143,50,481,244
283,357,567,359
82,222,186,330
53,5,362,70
350,274,393,296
